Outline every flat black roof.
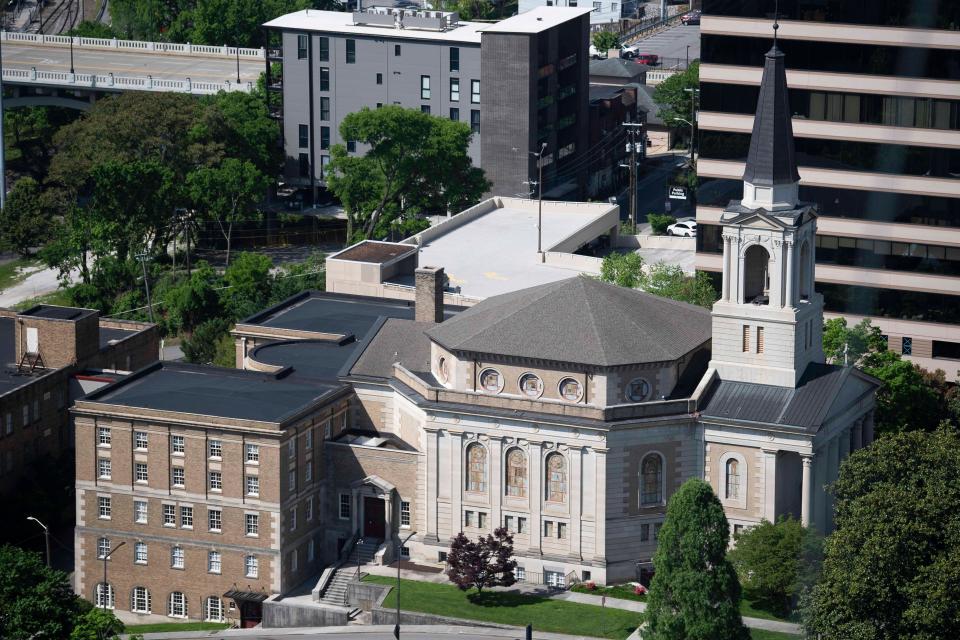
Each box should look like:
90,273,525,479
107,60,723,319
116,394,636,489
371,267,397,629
87,362,343,422
19,304,97,321
99,326,139,348
0,317,49,395
251,338,360,383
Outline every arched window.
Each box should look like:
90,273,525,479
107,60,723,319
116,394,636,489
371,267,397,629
94,582,114,609
640,454,663,506
743,244,771,304
519,373,544,398
466,443,487,492
168,591,187,618
726,458,741,500
205,596,225,622
505,448,527,497
545,453,567,503
131,586,151,614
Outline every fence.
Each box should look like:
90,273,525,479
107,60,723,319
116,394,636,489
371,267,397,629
0,67,254,95
0,30,265,60
590,3,690,42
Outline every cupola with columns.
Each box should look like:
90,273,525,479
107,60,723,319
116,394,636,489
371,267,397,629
708,27,825,388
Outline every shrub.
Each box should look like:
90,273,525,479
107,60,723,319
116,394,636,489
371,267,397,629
647,214,676,235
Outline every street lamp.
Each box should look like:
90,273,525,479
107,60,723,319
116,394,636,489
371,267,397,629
236,47,241,84
394,531,417,639
69,36,74,74
102,541,125,609
527,142,548,255
670,117,695,167
26,516,51,567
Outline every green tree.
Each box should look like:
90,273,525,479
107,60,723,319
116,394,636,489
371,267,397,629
0,178,52,256
641,263,718,309
188,158,268,266
804,427,960,640
269,252,326,304
327,106,488,241
0,545,88,640
220,252,274,320
592,30,620,53
822,317,886,365
70,607,124,640
653,60,700,143
599,252,644,289
163,261,222,335
647,213,676,235
444,0,495,20
728,517,822,617
182,317,232,364
66,21,118,38
645,479,749,640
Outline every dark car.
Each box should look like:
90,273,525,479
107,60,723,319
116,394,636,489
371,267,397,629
681,10,701,25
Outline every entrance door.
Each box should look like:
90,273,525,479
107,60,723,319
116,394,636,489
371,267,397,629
240,601,262,628
363,497,386,540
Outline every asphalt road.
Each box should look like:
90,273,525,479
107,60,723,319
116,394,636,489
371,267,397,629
133,626,590,640
1,42,264,84
628,23,700,66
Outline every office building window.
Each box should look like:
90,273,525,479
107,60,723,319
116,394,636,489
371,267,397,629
299,153,310,178
299,124,309,148
318,36,329,61
134,541,147,564
558,522,567,539
97,537,110,559
320,126,330,150
346,39,355,64
245,555,259,578
297,34,308,60
134,431,148,450
320,154,330,177
347,139,357,152
208,440,222,459
131,587,151,614
471,80,480,103
464,510,474,527
289,507,297,531
593,1,601,10
421,105,431,114
401,501,410,527
470,110,480,133
172,467,185,488
450,78,459,101
245,444,259,462
171,435,184,454
395,44,401,56
208,508,222,532
320,95,330,121
450,108,459,121
319,67,329,91
135,462,148,483
902,336,913,355
98,496,111,519
306,497,313,521
168,591,187,618
421,75,431,100
305,430,313,451
376,72,383,85
180,506,193,529
98,427,111,446
98,458,111,479
134,500,148,524
450,46,459,71
171,546,184,569
339,493,351,519
209,471,222,491
208,551,221,574
246,513,259,536
289,469,296,491
163,504,175,526
246,475,259,496
544,520,553,538
305,462,313,482
205,596,224,622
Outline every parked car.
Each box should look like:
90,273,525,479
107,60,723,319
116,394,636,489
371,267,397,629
681,10,701,25
667,218,697,237
634,53,660,66
589,44,607,59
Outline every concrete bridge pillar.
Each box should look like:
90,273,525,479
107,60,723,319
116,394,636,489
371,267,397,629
111,38,118,49
30,67,37,81
187,42,193,54
146,75,153,89
108,73,114,87
185,77,192,93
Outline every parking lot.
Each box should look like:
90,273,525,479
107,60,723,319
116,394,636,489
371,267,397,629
628,22,700,65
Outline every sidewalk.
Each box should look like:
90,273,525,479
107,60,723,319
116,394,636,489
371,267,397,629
125,624,617,640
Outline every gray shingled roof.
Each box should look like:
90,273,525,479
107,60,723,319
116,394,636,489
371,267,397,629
699,363,877,430
426,277,711,368
741,43,801,187
589,57,648,80
350,319,434,379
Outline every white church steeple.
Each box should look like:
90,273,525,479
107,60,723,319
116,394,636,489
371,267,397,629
708,22,825,388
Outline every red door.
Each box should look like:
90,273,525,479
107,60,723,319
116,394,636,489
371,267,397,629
363,497,386,539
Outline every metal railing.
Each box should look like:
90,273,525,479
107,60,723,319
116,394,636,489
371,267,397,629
0,30,266,59
1,67,254,94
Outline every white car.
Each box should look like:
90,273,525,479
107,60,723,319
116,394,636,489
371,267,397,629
667,219,697,237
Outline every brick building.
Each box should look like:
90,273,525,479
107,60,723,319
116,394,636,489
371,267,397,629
0,304,158,496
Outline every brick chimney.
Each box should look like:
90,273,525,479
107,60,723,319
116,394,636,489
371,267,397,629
415,266,445,323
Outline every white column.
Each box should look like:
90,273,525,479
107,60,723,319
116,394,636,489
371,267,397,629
451,433,464,534
570,447,583,561
593,447,607,565
425,429,439,541
529,441,543,555
784,241,794,308
800,454,813,527
721,235,731,301
762,449,778,522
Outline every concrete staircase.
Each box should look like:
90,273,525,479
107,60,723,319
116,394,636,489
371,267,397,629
317,538,380,606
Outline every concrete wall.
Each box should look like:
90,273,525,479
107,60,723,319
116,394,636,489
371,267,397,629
370,607,516,629
347,580,389,610
262,598,350,628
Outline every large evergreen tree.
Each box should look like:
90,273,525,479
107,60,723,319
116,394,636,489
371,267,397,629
803,427,960,639
644,479,749,640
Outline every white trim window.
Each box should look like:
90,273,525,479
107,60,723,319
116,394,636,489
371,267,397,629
171,435,185,454
339,494,351,520
131,586,151,614
245,555,259,578
290,549,299,572
205,596,224,622
289,507,297,532
171,545,185,569
208,508,222,532
208,550,222,574
134,500,148,524
209,471,222,491
98,458,111,480
180,506,193,529
306,497,314,522
305,430,313,451
168,591,187,618
98,496,112,520
726,458,742,499
135,462,148,484
289,469,296,491
97,537,110,559
245,443,259,463
246,475,260,496
134,431,148,450
171,467,185,488
97,427,111,446
719,452,748,509
246,513,259,536
134,541,148,564
305,462,313,483
400,501,411,527
162,504,176,526
95,582,115,609
208,439,222,459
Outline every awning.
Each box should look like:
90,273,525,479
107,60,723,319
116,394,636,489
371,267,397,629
223,589,269,603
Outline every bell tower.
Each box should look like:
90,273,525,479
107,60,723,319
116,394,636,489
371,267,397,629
708,24,825,388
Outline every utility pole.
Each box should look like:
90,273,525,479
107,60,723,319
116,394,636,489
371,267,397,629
0,7,6,211
522,142,548,256
236,47,241,84
136,253,155,323
620,122,644,234
394,531,417,639
26,517,50,567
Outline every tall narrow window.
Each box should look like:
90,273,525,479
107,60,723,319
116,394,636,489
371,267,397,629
345,39,356,64
470,109,480,134
297,34,308,60
298,124,309,148
205,596,224,622
726,458,741,499
757,326,765,353
450,46,459,72
131,587,151,614
245,555,259,578
319,67,329,91
450,78,460,102
471,80,480,104
421,75,431,100
640,454,663,506
95,583,115,609
505,448,527,497
466,443,487,493
546,453,567,502
320,97,330,121
168,591,187,617
320,126,330,150
450,108,460,121
299,153,310,178
742,325,751,352
318,37,329,61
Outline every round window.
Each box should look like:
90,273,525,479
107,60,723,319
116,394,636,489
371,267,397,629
558,377,583,401
437,356,449,383
626,377,651,402
479,368,503,393
518,373,544,398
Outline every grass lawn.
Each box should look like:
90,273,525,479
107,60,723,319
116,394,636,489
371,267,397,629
740,596,793,623
750,629,801,639
124,621,230,633
571,582,647,602
13,288,74,311
363,575,640,639
0,259,40,291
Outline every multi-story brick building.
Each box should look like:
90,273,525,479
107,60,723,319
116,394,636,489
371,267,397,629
0,304,157,496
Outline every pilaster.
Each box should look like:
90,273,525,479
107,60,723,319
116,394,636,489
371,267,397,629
592,447,607,563
529,440,543,555
762,448,778,522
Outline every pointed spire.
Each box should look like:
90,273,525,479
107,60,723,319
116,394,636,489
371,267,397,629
741,6,800,188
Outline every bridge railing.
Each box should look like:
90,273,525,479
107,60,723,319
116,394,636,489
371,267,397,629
0,30,266,60
1,67,254,95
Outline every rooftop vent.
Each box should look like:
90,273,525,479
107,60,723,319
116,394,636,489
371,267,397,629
352,6,460,31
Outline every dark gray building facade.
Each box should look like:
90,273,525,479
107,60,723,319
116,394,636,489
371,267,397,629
264,6,591,199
